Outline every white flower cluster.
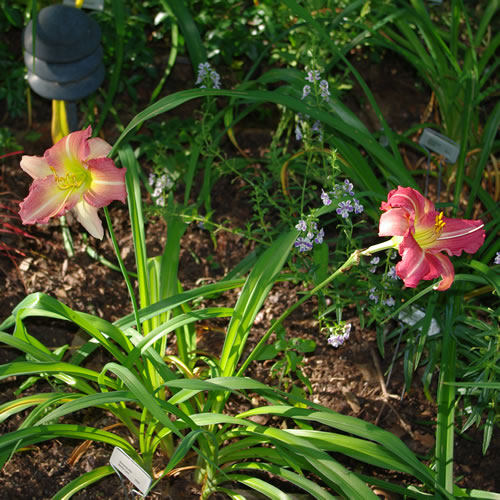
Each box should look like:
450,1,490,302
294,219,324,252
327,323,351,348
148,172,174,207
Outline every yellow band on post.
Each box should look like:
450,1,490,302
51,100,70,144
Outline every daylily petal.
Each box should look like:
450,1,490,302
396,234,438,288
45,126,91,176
84,158,127,207
87,137,112,160
20,155,53,179
72,200,104,239
382,186,434,221
433,253,454,291
379,207,411,237
432,217,485,256
19,176,80,224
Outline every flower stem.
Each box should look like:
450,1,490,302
104,206,141,334
237,249,362,376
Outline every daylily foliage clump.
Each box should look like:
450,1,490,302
19,126,127,239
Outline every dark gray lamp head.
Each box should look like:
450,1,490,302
24,4,104,101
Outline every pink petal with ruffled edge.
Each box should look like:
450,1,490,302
19,176,80,224
84,157,127,207
20,155,53,179
433,253,455,291
87,137,112,160
73,200,104,239
431,217,485,256
45,126,91,176
381,186,434,221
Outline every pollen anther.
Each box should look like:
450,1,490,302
434,212,446,234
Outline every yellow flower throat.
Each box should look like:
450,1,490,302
414,212,446,248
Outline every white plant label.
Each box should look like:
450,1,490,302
399,307,440,337
63,0,104,11
419,128,460,163
110,447,152,496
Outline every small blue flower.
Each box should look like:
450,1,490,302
369,287,379,303
314,228,325,244
321,189,332,206
353,199,364,214
343,179,355,196
370,257,380,265
196,62,221,89
295,125,303,141
327,334,345,348
336,200,353,218
387,266,399,280
384,297,396,307
311,120,322,132
295,219,307,232
305,69,321,82
301,84,311,100
210,70,221,89
294,236,313,252
319,79,330,100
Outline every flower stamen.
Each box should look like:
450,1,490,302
50,166,86,190
434,212,446,234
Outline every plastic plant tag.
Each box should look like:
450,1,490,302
419,128,460,163
398,307,440,337
110,447,152,496
63,0,104,11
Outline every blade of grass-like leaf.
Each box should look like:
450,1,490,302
115,279,245,329
110,89,416,189
52,465,115,500
0,361,117,390
0,424,137,456
474,0,499,47
100,363,192,437
465,100,500,219
356,473,432,499
452,71,476,216
165,0,205,70
0,330,56,362
286,429,415,475
126,308,233,368
0,393,76,423
13,292,132,363
221,474,293,500
237,405,446,495
150,1,179,103
35,391,135,426
244,425,378,499
224,462,338,500
119,145,150,329
219,231,297,377
467,260,500,296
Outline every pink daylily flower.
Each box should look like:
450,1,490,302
377,186,485,291
19,126,126,239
